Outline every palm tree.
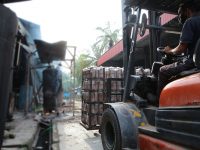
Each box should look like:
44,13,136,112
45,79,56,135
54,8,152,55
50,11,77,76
91,44,103,61
93,22,120,55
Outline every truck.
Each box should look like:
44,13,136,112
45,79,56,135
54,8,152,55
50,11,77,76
100,0,200,149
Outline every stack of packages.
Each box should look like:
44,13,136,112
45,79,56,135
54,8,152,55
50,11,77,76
105,67,124,102
81,66,123,129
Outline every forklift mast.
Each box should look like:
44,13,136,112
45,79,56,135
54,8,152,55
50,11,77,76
121,0,161,101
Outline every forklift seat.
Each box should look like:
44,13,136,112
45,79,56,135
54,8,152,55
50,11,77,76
176,38,200,78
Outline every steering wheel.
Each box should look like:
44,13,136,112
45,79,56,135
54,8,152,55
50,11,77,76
157,47,185,65
157,47,166,55
157,47,174,65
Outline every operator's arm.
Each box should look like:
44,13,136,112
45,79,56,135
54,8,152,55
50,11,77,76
165,18,193,55
165,43,188,55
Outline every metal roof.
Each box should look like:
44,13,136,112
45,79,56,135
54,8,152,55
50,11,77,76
97,40,123,66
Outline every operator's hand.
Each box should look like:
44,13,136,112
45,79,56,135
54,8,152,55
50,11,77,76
164,46,173,54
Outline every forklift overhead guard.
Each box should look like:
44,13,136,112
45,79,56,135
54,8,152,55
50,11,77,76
124,0,200,14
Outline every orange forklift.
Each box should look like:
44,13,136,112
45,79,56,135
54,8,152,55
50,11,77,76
100,0,200,149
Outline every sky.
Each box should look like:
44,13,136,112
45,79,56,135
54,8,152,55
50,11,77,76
6,0,122,55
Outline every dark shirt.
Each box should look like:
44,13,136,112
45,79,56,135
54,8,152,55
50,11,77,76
180,15,200,62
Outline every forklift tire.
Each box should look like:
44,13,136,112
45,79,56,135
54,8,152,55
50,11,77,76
101,108,121,150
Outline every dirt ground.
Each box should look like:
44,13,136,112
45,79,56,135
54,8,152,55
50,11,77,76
53,100,103,150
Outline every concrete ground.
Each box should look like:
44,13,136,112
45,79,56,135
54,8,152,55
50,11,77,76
52,101,103,150
2,112,38,150
1,100,103,150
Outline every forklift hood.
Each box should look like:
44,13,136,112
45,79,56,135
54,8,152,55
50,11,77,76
160,73,200,107
124,0,200,14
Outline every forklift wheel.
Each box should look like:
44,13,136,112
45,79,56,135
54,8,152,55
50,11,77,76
101,108,121,150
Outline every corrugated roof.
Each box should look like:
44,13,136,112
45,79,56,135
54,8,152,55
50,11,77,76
97,40,123,66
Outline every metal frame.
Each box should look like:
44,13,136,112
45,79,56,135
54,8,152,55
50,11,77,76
122,4,142,102
63,45,76,116
121,1,168,102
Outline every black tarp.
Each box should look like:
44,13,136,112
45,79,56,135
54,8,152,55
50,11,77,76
35,40,67,64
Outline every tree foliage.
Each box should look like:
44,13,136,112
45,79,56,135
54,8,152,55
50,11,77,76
92,22,120,58
74,22,121,86
75,53,94,86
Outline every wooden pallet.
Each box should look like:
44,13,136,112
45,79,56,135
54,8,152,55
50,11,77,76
80,122,100,130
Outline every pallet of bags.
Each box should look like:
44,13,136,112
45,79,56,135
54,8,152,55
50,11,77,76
81,66,124,129
104,67,124,103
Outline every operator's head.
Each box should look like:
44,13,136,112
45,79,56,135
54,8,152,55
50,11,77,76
178,1,200,24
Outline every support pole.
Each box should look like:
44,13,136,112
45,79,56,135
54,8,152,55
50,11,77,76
72,47,76,117
24,54,31,116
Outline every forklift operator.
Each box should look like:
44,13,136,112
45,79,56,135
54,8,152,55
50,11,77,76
157,1,200,97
